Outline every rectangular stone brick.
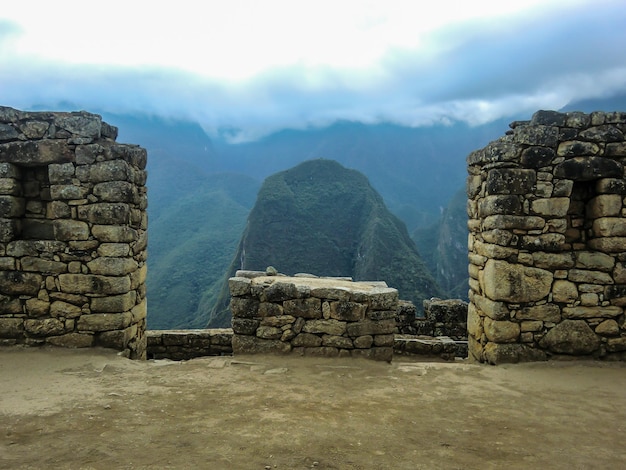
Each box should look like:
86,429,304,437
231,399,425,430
58,274,131,295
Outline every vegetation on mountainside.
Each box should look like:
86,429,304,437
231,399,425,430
413,188,469,300
209,159,443,327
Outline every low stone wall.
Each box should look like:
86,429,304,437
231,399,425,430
146,329,233,360
229,271,398,361
0,107,148,358
417,298,468,340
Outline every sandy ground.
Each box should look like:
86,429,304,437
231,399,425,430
1,347,625,470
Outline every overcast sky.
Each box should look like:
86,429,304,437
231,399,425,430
1,0,625,141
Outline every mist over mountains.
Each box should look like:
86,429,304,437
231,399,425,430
79,94,626,328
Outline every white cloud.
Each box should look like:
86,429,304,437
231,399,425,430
1,0,625,141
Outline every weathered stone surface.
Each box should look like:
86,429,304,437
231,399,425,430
264,282,299,302
472,294,509,320
50,300,83,318
302,319,347,336
595,319,620,336
517,304,561,322
92,225,138,242
310,286,352,301
50,184,89,200
230,297,260,318
562,305,622,319
587,237,626,253
322,334,353,348
353,335,374,348
87,257,138,276
483,317,520,343
607,337,626,352
25,298,50,317
91,292,136,313
329,301,366,321
0,271,42,295
586,194,622,218
579,125,624,142
0,140,73,165
58,274,131,295
482,215,545,231
229,277,251,297
232,335,291,354
575,251,615,271
485,169,536,195
77,203,130,224
554,156,622,181
97,243,131,257
46,332,94,348
514,124,558,147
257,302,283,317
25,318,66,336
260,315,295,327
293,332,326,348
532,252,574,270
231,318,260,335
552,280,578,304
77,312,132,332
0,318,23,337
284,298,322,318
0,195,25,218
520,233,565,252
346,319,395,337
21,257,67,274
568,269,613,285
76,160,130,183
595,178,626,195
592,218,626,238
256,326,283,340
93,181,138,203
484,342,547,364
520,146,556,168
478,195,522,217
52,220,90,241
539,320,600,355
482,260,552,303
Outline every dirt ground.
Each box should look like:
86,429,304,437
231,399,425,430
1,347,625,470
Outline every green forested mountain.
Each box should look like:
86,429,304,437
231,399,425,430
209,159,443,326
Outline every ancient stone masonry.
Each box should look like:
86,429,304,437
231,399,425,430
467,110,626,364
0,106,148,358
229,270,398,361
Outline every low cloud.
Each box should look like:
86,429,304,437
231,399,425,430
1,2,625,142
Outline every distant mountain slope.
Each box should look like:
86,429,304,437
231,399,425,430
209,159,443,326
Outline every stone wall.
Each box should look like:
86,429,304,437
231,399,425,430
229,270,398,361
147,329,233,360
0,107,148,358
467,110,626,364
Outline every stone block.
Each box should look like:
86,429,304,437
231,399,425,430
87,257,138,276
531,198,570,217
0,271,42,295
514,124,558,147
54,113,102,138
309,286,352,301
592,218,626,238
76,160,130,183
24,318,66,336
302,319,347,336
482,259,552,303
520,233,565,252
77,312,132,332
256,326,283,340
258,302,283,317
58,274,131,295
596,178,626,195
0,195,25,218
291,332,323,347
555,156,622,181
50,301,83,318
346,319,395,337
50,184,89,200
93,181,138,203
230,297,260,318
478,195,522,217
233,335,291,354
539,320,600,354
575,251,615,271
520,320,543,332
97,243,131,257
472,294,509,320
467,303,483,338
353,335,373,348
532,252,574,269
320,334,353,349
605,142,626,157
52,220,90,241
567,269,613,285
485,168,536,195
595,319,620,336
284,297,322,318
25,298,50,317
131,300,147,322
587,195,622,218
77,203,131,224
552,280,578,303
562,306,622,319
47,201,71,219
484,342,547,364
0,218,20,242
232,318,260,335
587,237,626,253
20,257,67,274
520,146,556,168
517,304,561,322
483,317,520,343
607,337,626,352
329,301,366,321
482,215,545,231
91,292,137,313
579,125,624,142
92,225,138,243
0,318,23,337
263,282,299,302
47,333,94,348
260,315,295,327
229,277,251,297
0,140,72,165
